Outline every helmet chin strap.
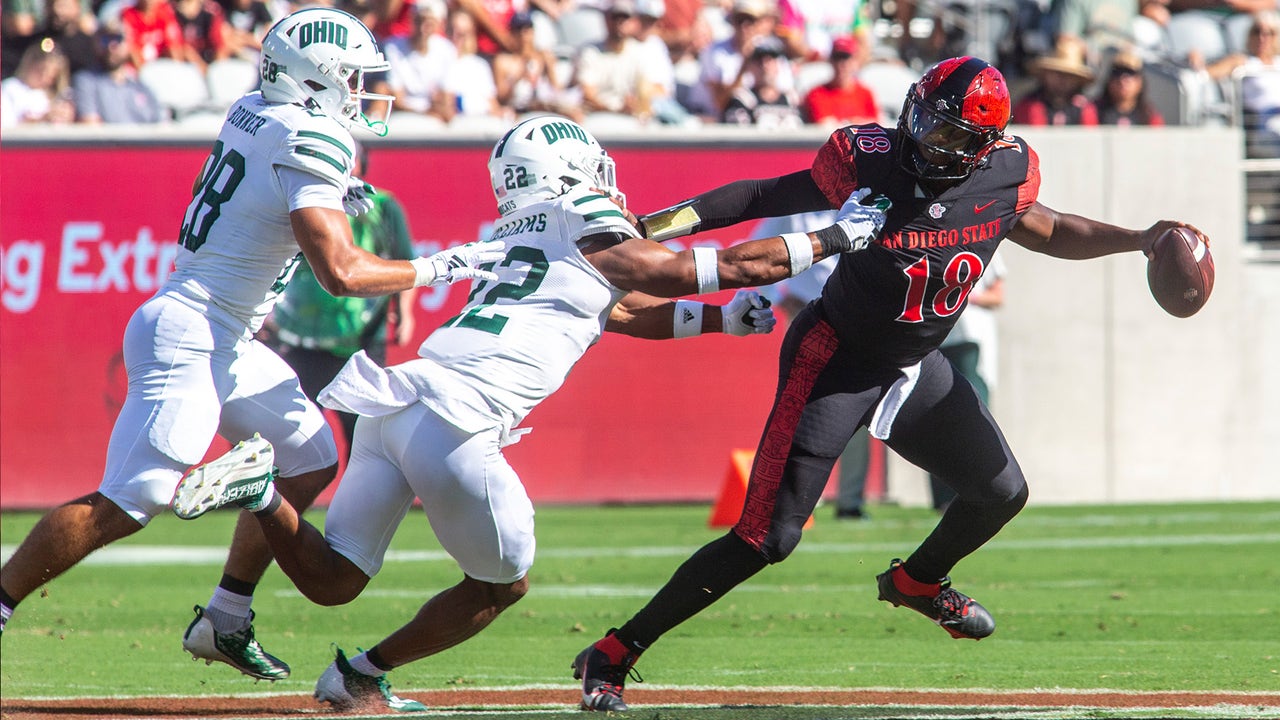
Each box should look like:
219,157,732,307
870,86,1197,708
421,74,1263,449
361,113,390,137
353,88,395,136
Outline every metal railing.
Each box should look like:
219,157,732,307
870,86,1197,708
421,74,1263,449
1232,67,1280,250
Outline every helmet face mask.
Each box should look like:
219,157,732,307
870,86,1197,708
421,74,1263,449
259,7,396,136
896,56,1010,182
488,116,620,216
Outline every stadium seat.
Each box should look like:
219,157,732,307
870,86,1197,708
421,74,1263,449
1143,58,1232,126
139,59,212,120
795,61,834,96
1224,12,1255,55
1131,14,1173,57
206,58,259,108
532,9,559,54
1166,10,1229,62
857,61,917,124
555,7,606,59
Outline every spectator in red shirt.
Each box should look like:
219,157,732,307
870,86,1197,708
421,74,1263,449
801,35,878,126
1012,39,1099,126
121,0,187,69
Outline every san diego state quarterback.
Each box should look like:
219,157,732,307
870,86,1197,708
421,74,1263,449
572,55,1211,713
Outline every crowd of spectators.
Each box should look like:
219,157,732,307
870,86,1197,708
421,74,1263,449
1,0,1277,141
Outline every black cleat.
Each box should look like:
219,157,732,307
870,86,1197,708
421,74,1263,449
572,629,641,712
876,558,995,640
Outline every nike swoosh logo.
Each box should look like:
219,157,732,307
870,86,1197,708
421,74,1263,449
974,200,997,213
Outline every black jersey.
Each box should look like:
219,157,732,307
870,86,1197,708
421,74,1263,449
810,124,1040,368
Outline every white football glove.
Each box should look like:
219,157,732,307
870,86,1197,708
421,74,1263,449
342,176,376,217
411,240,506,287
821,187,891,253
722,290,777,336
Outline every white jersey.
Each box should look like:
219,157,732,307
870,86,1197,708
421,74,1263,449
163,92,354,334
412,189,638,431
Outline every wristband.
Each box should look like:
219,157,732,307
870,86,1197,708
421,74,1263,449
692,246,720,295
780,233,813,277
672,299,705,338
814,224,852,256
410,256,439,287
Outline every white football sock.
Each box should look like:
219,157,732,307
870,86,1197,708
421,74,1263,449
348,651,384,677
205,587,253,633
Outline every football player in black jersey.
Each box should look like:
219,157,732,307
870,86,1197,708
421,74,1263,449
572,56,1210,713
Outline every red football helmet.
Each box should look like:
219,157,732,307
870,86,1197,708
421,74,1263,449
897,56,1011,181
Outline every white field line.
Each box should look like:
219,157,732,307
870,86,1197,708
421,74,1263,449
5,532,1279,567
13,684,1280,699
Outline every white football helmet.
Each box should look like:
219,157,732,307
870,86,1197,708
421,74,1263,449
488,115,619,216
259,7,395,135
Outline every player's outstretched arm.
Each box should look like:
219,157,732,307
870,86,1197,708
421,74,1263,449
1008,201,1208,260
604,290,777,340
585,193,886,298
293,206,502,296
638,170,831,241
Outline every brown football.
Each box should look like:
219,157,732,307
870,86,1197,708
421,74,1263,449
1147,226,1214,318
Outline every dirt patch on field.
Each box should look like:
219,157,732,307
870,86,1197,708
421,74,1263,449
3,688,1279,719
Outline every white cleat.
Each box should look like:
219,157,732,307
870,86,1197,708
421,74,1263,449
171,433,276,519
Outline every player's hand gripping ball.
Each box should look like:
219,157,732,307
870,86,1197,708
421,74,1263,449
1146,226,1214,318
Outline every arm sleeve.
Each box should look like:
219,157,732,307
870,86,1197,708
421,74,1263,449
673,170,832,232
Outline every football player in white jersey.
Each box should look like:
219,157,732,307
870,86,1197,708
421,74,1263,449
169,115,888,712
0,6,501,683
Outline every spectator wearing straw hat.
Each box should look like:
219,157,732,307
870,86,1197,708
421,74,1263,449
1012,40,1099,125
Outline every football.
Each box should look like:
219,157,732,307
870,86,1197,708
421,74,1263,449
1146,226,1214,318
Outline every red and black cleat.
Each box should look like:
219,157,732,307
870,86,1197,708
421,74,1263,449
572,630,642,712
876,558,995,640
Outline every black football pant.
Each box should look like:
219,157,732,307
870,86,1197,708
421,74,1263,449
619,302,1028,649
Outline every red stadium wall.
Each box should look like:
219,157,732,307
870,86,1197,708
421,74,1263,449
0,140,830,508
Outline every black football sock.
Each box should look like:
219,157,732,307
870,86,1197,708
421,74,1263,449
617,532,768,650
905,483,1028,582
218,573,258,596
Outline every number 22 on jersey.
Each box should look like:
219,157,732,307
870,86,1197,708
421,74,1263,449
448,246,548,335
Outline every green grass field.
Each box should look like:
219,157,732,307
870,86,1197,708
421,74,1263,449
2,501,1278,718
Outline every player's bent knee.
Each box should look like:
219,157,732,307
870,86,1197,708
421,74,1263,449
466,575,529,611
1003,479,1029,515
759,525,804,564
298,555,370,606
300,579,366,607
495,576,529,608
